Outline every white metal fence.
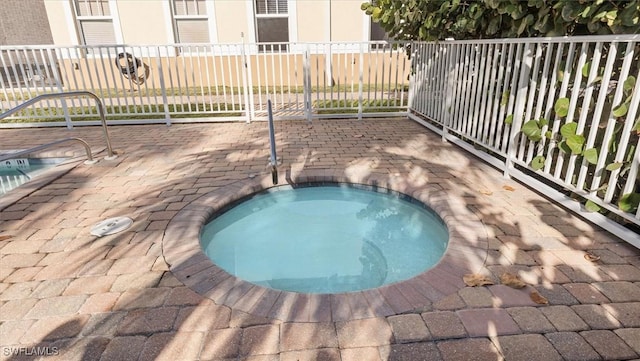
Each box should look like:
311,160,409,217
409,34,640,245
1,36,638,245
0,42,410,126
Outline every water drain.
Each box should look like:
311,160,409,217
90,216,133,237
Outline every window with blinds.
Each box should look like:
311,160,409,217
255,0,288,52
255,0,288,15
73,0,117,46
172,0,210,43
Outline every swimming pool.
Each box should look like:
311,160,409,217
163,170,489,320
0,157,65,196
200,184,449,293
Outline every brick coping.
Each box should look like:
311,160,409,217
162,169,489,322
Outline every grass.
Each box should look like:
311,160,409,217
314,99,408,114
0,103,243,123
0,84,410,101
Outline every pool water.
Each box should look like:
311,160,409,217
0,158,63,196
200,185,449,293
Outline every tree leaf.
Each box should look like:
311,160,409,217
612,102,629,117
555,98,570,117
505,114,514,125
606,162,623,171
530,291,549,304
501,91,510,106
531,155,545,170
500,273,526,288
582,61,591,77
566,134,586,154
560,122,578,138
619,193,640,213
585,200,601,212
558,140,572,153
583,148,598,164
463,274,494,287
623,76,637,94
522,119,542,141
538,118,549,128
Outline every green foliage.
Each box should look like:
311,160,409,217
606,162,623,171
585,200,602,212
555,98,570,117
531,155,546,170
619,193,640,213
361,0,640,41
583,148,599,164
522,119,543,142
505,114,514,125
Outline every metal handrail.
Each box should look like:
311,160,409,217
0,137,97,164
0,91,116,160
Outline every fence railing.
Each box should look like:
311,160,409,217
1,36,638,245
0,42,410,126
409,34,640,245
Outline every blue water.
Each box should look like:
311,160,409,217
200,185,449,293
0,158,63,196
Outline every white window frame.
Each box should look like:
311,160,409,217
71,0,123,50
169,0,217,45
253,0,295,53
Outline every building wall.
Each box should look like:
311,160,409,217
214,1,249,43
0,0,53,45
40,0,372,46
116,1,173,45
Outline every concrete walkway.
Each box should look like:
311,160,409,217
0,118,638,361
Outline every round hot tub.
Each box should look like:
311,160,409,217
200,184,448,293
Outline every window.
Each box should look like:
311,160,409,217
73,0,117,46
255,0,288,52
171,0,210,43
370,20,391,50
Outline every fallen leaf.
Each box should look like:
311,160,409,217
502,185,515,191
500,273,526,289
0,235,12,241
584,252,601,262
530,291,549,305
479,189,493,196
463,274,494,287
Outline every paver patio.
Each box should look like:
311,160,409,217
0,118,639,360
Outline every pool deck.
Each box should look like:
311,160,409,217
0,118,639,361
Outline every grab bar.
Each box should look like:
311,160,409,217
0,91,116,160
267,99,278,185
0,137,97,164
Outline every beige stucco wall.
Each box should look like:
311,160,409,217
330,1,364,42
116,0,171,45
43,0,77,46
214,1,248,43
296,0,327,43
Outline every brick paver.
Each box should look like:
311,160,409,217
1,120,639,360
496,334,563,361
545,332,601,361
580,330,638,360
437,338,501,361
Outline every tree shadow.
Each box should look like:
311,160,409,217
1,118,637,360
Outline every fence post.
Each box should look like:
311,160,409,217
156,46,171,126
505,43,533,178
358,43,364,121
303,47,312,123
48,48,72,128
240,40,252,123
443,41,458,142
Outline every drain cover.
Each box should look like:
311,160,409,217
90,216,133,237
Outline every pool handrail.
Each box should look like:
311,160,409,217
0,91,116,160
0,137,97,164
